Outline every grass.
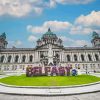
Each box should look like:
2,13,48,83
0,75,100,86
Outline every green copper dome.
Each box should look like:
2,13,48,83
0,32,6,39
42,28,57,39
92,31,99,39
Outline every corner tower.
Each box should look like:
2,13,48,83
0,32,8,49
91,31,100,47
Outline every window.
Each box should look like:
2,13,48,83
40,54,44,58
22,55,26,63
29,55,33,62
67,55,70,61
95,54,99,61
0,55,4,63
88,54,92,61
74,54,77,61
7,55,12,63
15,55,19,63
81,54,84,61
55,53,59,58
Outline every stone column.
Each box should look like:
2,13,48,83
71,52,74,62
27,53,29,63
11,53,14,63
85,52,88,62
19,53,22,63
92,52,96,62
78,53,81,62
4,53,7,63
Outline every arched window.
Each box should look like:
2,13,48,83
95,54,99,61
67,55,70,61
29,55,33,62
15,55,19,63
81,54,84,61
74,54,77,61
8,55,12,63
0,55,4,63
88,54,92,61
22,55,26,63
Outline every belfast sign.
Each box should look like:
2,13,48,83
26,66,77,77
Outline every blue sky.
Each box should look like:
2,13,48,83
0,0,100,48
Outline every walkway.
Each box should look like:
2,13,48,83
0,82,100,96
0,92,100,100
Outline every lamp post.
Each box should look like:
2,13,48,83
85,65,88,74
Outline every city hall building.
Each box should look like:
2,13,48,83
0,28,100,73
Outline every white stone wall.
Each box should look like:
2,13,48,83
0,49,100,73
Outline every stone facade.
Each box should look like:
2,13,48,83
0,29,100,74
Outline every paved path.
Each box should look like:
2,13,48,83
0,92,100,100
90,73,100,77
0,82,100,96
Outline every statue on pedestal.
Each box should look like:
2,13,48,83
48,44,53,65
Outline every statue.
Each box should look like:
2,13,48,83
48,44,53,57
48,44,53,65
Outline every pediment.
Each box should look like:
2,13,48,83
36,43,63,50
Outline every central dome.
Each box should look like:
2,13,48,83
42,28,57,39
37,28,63,47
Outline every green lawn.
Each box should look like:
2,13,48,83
0,75,100,86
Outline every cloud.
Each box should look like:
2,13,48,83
54,0,94,5
28,35,38,42
0,0,44,17
27,20,72,34
60,36,91,47
73,40,91,47
70,11,100,35
0,0,95,17
27,10,100,35
75,11,100,27
15,40,22,46
8,40,22,48
0,0,32,17
70,26,92,34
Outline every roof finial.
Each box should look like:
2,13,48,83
48,28,51,32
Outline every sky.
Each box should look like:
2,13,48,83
0,0,100,48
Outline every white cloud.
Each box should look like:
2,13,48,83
73,40,91,47
27,11,100,35
54,0,94,4
70,26,92,34
0,0,95,17
28,35,37,42
27,20,72,34
49,0,57,8
0,0,32,17
8,40,22,48
75,11,100,27
0,0,45,17
60,36,91,47
69,11,100,35
15,40,22,46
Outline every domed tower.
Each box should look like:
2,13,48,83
36,28,63,47
91,31,100,47
0,32,8,49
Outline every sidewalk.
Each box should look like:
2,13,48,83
0,82,100,96
90,73,100,77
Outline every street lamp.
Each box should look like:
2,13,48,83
85,65,88,74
